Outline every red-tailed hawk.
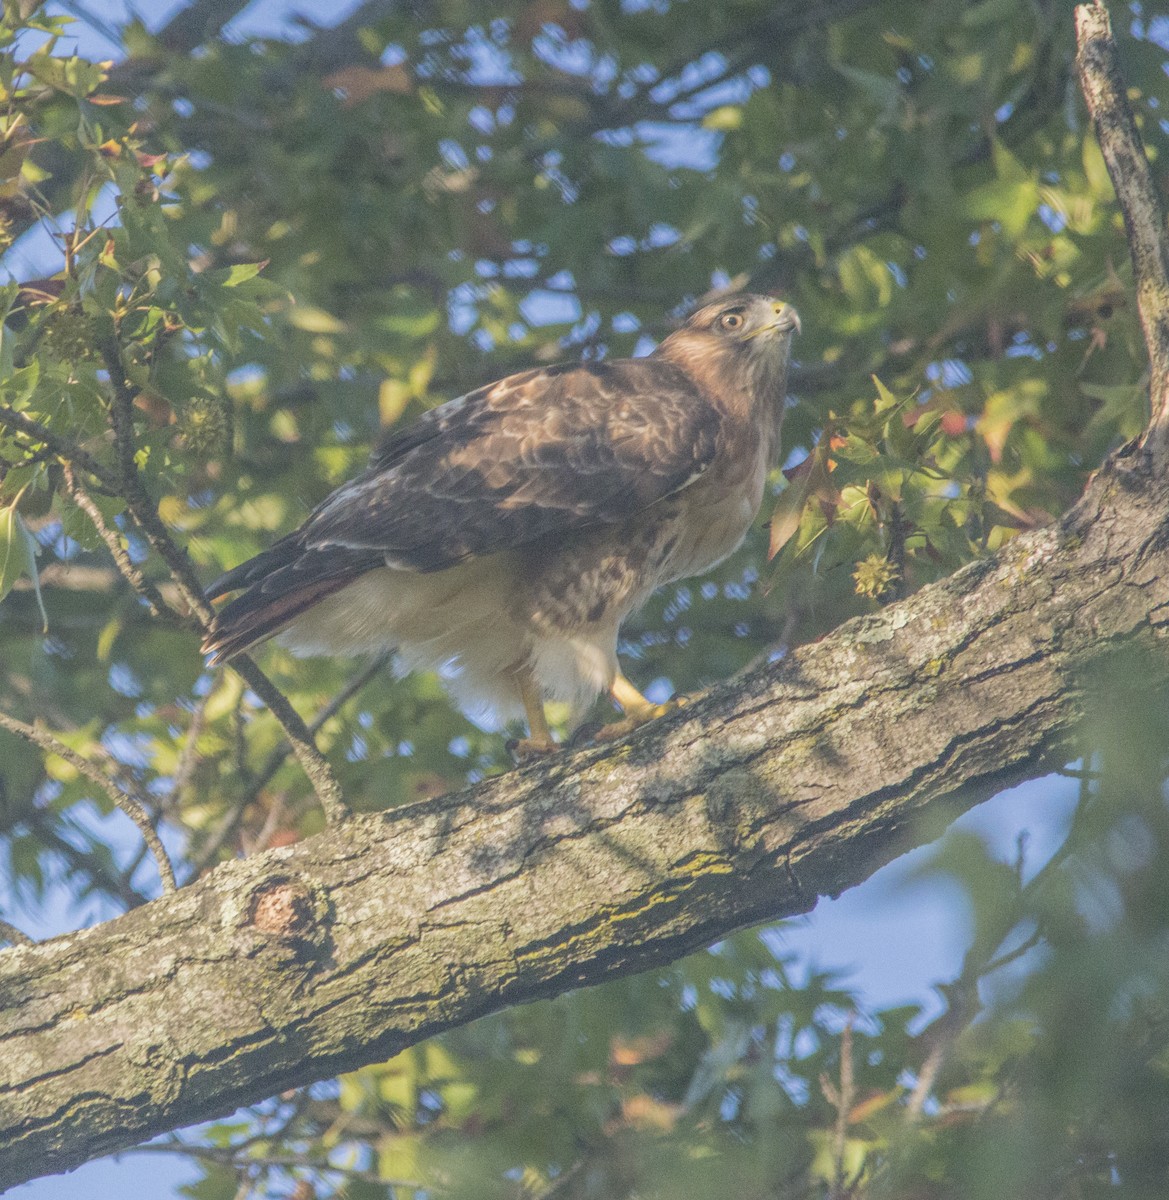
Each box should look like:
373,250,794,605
203,294,800,752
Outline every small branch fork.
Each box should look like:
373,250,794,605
187,653,387,880
1075,3,1169,466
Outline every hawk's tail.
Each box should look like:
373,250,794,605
202,539,384,665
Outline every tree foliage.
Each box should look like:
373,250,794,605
1,0,1168,1196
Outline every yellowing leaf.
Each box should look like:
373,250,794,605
702,105,743,131
287,304,346,334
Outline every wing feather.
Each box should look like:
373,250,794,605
203,356,721,659
304,358,721,571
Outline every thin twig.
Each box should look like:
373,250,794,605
0,404,118,490
188,655,385,876
907,766,1097,1123
904,932,1045,1120
1054,765,1101,781
164,695,209,813
97,338,347,823
832,1019,855,1199
99,339,211,622
62,464,172,619
533,1158,588,1199
0,919,34,947
128,1141,421,1188
905,1038,944,1121
0,711,177,893
1075,4,1169,464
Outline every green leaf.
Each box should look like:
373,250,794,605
0,502,43,627
24,51,107,99
0,322,14,382
0,502,20,603
217,261,268,288
2,361,40,409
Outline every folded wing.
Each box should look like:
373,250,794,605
203,357,721,662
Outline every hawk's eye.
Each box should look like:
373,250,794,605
718,311,745,333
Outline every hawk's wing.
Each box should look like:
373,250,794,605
203,357,721,660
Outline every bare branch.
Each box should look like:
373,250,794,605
0,920,34,948
0,711,176,894
823,1019,856,1200
1075,4,1169,463
62,465,173,620
907,765,1095,1121
164,695,209,814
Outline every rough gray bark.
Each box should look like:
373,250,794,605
3,3,1169,1190
2,449,1169,1190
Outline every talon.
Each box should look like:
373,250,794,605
507,735,558,763
508,669,558,762
588,696,686,745
595,671,694,744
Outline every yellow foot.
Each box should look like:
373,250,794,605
590,696,688,744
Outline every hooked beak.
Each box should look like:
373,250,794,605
770,301,801,336
743,301,801,341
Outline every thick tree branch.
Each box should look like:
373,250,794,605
0,920,33,948
2,448,1169,1188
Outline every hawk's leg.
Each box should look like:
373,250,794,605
591,672,686,743
507,671,558,760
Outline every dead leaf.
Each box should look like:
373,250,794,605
324,64,413,107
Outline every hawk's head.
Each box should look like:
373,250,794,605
686,293,801,343
655,293,800,407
